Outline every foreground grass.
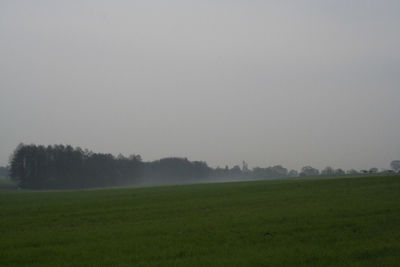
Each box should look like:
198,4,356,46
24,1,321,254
1,176,399,266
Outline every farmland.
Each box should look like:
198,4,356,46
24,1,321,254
1,175,399,266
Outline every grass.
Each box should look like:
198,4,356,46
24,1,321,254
1,175,399,266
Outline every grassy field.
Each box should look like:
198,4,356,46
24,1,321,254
1,176,399,266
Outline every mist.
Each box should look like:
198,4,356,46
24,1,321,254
1,0,400,172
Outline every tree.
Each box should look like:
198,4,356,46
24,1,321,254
271,165,288,177
299,166,319,177
8,143,146,189
346,169,358,175
231,165,242,177
321,166,334,176
334,168,345,176
129,154,142,162
391,160,400,171
9,143,28,186
242,161,249,173
369,168,378,174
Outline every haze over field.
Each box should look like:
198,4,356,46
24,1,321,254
1,0,399,171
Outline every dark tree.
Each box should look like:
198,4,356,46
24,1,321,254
369,168,378,174
347,169,358,175
299,166,319,177
251,165,288,179
143,157,211,185
321,166,334,176
8,144,144,189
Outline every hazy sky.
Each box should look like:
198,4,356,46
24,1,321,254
1,0,399,171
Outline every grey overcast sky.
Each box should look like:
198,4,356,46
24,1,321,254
1,0,399,171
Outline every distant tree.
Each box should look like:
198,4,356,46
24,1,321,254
242,161,249,173
369,168,378,174
334,168,345,176
8,143,146,189
270,165,288,177
391,160,400,171
299,166,319,177
129,154,142,162
231,165,242,177
9,143,28,187
288,169,298,177
144,157,211,184
117,153,127,160
321,166,334,176
251,165,289,179
346,169,358,175
251,167,265,179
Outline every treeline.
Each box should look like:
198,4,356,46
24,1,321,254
7,144,400,189
212,163,298,180
8,144,211,189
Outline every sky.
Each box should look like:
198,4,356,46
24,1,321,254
1,0,399,171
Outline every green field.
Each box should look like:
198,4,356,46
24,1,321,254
1,176,399,266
